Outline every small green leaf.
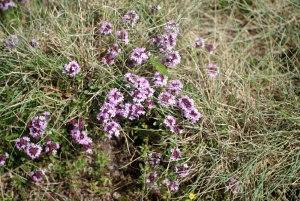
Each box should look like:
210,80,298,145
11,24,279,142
5,133,20,140
150,56,170,77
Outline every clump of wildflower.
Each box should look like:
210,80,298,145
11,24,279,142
205,44,216,54
97,102,118,122
206,63,219,77
147,152,162,165
62,60,81,77
193,38,205,48
107,88,124,105
104,121,121,139
166,179,179,192
26,143,42,159
146,172,157,183
152,72,168,88
130,47,150,66
102,44,121,65
124,72,139,86
158,92,176,108
0,153,9,166
177,95,201,123
70,120,93,154
174,164,189,178
149,5,161,14
122,10,139,27
170,148,182,161
225,177,241,194
5,34,19,50
29,39,40,51
167,79,183,95
99,22,113,35
45,141,60,154
163,51,181,67
163,115,176,128
116,30,129,44
15,136,30,150
31,170,45,182
29,115,48,139
163,21,179,35
0,0,15,11
184,108,201,124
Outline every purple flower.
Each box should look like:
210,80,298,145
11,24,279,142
145,100,154,109
5,34,19,50
31,116,47,130
116,30,129,44
31,170,45,182
97,102,118,122
205,44,216,54
163,115,176,128
171,126,182,134
26,143,42,159
158,92,176,108
130,47,150,66
225,177,241,194
147,152,162,165
107,88,124,105
0,0,15,11
43,111,50,117
193,38,205,48
166,179,179,192
45,141,60,154
101,56,115,65
18,0,26,4
163,51,181,67
15,136,30,151
29,39,40,50
206,63,219,77
163,21,179,35
83,143,93,154
134,77,150,89
104,121,121,139
174,164,189,178
177,95,195,111
122,10,139,27
62,60,81,77
146,172,157,183
150,33,177,52
130,103,145,119
107,44,121,58
99,22,113,35
152,72,168,88
124,72,139,85
184,108,201,123
0,153,9,166
168,79,183,95
131,89,149,103
170,148,182,161
149,5,161,14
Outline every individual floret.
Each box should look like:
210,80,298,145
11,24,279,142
205,44,216,54
149,5,161,14
225,177,241,194
147,152,162,165
62,61,81,77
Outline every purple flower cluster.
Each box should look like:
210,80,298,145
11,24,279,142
146,171,157,183
5,34,19,50
149,5,161,14
174,164,189,178
166,179,179,192
177,95,201,123
62,60,81,77
122,10,139,27
225,177,241,194
158,92,176,108
0,0,15,11
116,30,129,44
152,72,168,88
163,51,181,67
206,63,219,77
163,115,182,134
102,44,121,65
147,151,162,165
0,153,9,166
193,38,216,54
150,21,179,52
70,117,92,154
130,47,150,66
170,148,182,161
26,143,42,159
99,22,113,35
28,115,48,139
31,170,45,182
29,38,40,51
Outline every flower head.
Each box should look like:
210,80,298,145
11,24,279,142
168,79,183,95
62,61,81,77
146,172,157,183
130,47,150,66
26,143,42,159
152,72,168,88
205,44,216,54
163,51,181,67
104,121,121,139
122,10,139,27
174,164,189,178
99,22,113,35
166,179,179,192
97,102,118,122
177,95,195,111
31,170,45,182
225,177,241,194
163,21,179,35
147,152,162,165
15,136,30,151
5,34,19,50
107,88,124,105
0,153,9,166
149,5,161,14
158,92,176,108
170,148,182,161
45,141,60,154
193,38,205,48
116,30,129,44
0,0,15,11
29,39,40,50
206,63,219,77
163,115,176,128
